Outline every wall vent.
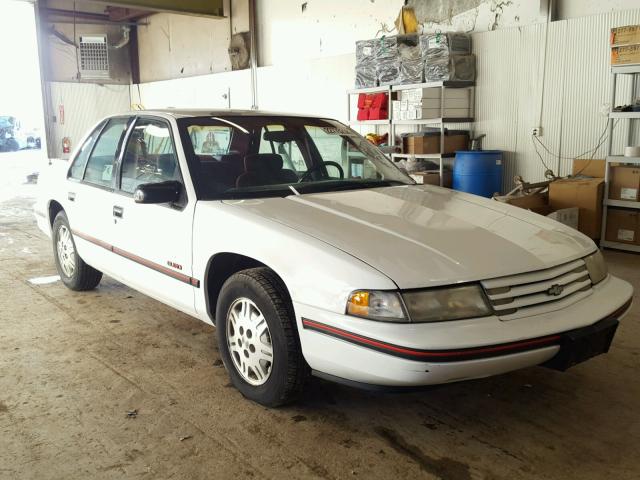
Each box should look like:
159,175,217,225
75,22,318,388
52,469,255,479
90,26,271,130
79,35,110,79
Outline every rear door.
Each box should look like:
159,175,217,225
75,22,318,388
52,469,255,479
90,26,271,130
108,116,197,315
67,117,133,275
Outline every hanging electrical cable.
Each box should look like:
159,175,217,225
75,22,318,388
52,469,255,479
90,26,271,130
531,119,619,177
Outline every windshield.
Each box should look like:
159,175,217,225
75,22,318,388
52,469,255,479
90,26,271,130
177,115,413,199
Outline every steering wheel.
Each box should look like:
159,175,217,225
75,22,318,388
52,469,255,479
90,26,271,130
298,161,344,182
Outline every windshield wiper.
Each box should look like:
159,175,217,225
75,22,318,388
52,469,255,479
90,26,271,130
293,179,406,194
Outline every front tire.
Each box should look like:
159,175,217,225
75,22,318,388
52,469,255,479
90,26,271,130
216,267,307,407
52,211,102,291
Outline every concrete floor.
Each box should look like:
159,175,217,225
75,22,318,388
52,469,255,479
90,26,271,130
1,152,639,480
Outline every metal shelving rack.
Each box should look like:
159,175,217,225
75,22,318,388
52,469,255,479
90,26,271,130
347,81,475,187
600,64,640,253
390,81,474,186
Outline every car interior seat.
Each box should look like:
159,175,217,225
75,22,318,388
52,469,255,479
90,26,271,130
236,154,298,188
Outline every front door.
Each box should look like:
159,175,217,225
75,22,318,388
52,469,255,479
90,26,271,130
107,116,197,315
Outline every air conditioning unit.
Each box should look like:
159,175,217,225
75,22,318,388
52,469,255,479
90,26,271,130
79,35,110,79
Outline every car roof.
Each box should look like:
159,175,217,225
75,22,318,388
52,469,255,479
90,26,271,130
123,109,328,119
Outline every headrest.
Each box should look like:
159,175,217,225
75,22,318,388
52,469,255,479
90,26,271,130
244,154,283,172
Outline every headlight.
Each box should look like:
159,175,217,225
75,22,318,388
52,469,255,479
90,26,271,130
584,250,608,285
346,290,406,322
402,284,492,323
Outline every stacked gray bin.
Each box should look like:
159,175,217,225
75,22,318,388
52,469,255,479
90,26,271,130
421,33,475,82
355,39,377,88
397,35,423,84
374,36,400,86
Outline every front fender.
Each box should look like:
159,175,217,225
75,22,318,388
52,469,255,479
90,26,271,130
192,201,397,321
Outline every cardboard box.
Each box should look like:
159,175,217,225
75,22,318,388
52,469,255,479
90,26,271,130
549,178,604,239
410,170,453,188
403,132,469,155
495,191,548,211
611,44,640,65
547,207,579,230
414,107,470,119
611,25,640,46
572,158,605,178
408,98,470,110
609,165,640,201
399,87,469,102
605,208,640,244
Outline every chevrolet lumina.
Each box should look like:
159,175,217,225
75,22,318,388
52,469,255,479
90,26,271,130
34,110,633,406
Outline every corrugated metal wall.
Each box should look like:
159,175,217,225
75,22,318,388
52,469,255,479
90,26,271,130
474,9,640,192
47,82,131,159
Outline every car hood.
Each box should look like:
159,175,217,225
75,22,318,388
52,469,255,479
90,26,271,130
224,185,595,289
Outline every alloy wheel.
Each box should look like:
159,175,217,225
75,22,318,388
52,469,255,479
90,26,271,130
226,297,273,386
56,225,76,278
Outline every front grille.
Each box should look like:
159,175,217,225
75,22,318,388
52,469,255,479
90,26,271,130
481,259,593,321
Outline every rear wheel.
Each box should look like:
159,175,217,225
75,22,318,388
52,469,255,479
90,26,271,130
52,211,102,291
216,267,307,407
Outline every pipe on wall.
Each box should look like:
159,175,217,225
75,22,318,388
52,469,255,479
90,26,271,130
248,0,258,109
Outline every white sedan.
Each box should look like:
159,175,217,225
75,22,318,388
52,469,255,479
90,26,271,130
34,110,633,406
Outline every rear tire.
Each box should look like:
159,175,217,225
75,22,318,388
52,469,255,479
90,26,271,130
52,211,102,291
216,267,307,407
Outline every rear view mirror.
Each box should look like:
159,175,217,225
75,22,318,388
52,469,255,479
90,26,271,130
263,130,296,143
134,181,181,204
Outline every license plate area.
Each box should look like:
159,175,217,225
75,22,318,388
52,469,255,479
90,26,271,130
543,317,619,371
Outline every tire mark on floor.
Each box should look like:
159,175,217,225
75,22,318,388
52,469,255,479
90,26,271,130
374,426,472,480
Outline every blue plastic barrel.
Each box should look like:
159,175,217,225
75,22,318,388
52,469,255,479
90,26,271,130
452,151,503,197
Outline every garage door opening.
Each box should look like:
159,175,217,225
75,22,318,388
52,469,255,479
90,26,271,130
0,0,47,203
0,0,46,155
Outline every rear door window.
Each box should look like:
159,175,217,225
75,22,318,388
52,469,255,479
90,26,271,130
83,117,132,188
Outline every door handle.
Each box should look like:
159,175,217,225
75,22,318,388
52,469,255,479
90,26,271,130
113,206,124,218
68,192,76,202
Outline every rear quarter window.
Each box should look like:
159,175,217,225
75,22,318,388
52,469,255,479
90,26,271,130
68,122,104,180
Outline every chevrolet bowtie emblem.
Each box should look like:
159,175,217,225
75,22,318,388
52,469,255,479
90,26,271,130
547,284,564,296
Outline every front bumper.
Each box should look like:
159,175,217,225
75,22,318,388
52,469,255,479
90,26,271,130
294,274,633,387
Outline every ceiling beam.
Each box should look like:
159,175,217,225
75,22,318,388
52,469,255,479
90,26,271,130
80,0,225,18
42,7,149,26
106,7,150,22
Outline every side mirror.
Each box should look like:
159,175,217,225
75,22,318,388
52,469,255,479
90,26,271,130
134,181,181,204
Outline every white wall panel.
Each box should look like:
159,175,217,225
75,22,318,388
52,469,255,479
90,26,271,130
134,69,252,110
472,28,520,192
137,11,232,82
48,82,131,159
256,0,403,67
257,54,356,119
